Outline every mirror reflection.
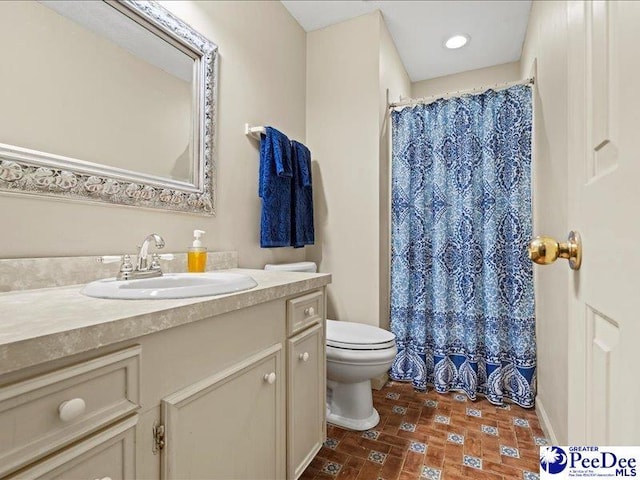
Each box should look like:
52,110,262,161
0,0,196,183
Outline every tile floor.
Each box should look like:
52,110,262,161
301,381,547,480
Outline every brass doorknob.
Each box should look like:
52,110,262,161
528,231,582,270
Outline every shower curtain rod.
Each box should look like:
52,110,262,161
388,77,535,109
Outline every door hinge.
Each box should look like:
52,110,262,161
153,423,165,454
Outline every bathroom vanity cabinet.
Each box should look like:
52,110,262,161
0,274,328,480
286,292,326,480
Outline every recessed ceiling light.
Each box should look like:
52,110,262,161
445,34,470,49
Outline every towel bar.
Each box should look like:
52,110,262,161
245,123,266,140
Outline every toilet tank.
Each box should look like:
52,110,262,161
264,262,317,273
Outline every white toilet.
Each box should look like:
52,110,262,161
264,262,397,431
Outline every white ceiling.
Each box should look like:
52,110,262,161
281,1,531,83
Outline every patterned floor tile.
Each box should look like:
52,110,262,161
368,450,388,464
362,430,380,440
409,441,427,453
324,438,340,449
462,454,482,469
501,445,521,458
434,414,450,424
321,461,343,476
301,383,546,480
481,424,499,436
399,422,417,432
534,436,550,446
466,407,482,417
453,393,467,402
420,466,442,480
393,405,408,415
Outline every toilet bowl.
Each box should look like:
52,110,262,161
326,319,397,430
264,262,397,431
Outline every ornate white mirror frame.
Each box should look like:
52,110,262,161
0,1,218,215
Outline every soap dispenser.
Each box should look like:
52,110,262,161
188,229,207,273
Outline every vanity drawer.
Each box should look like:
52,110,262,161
6,415,137,480
0,345,140,478
287,291,324,336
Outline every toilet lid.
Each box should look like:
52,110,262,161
326,320,396,350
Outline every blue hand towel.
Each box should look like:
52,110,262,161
259,127,293,248
291,140,314,248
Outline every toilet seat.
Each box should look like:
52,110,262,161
326,344,397,366
326,320,396,351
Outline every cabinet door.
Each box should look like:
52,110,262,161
287,323,325,480
8,416,137,480
161,344,284,480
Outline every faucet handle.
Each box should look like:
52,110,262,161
120,255,134,273
151,253,174,270
96,255,123,264
97,255,134,276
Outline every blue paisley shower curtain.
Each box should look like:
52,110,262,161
389,85,535,408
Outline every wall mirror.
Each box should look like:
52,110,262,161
0,0,218,214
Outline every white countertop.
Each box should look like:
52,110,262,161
0,268,331,375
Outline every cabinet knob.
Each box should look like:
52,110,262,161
263,372,277,384
299,352,310,362
58,398,86,422
304,307,315,317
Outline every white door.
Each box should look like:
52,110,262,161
567,0,640,444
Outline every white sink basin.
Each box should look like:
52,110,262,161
81,272,258,300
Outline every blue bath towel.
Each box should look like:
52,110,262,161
291,140,314,248
259,127,293,247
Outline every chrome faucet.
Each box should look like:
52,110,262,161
136,233,165,272
96,233,171,280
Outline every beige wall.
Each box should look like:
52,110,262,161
378,21,411,329
306,12,380,325
520,0,569,444
0,0,307,269
306,12,409,327
411,61,521,99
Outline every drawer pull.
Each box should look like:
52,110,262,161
58,398,86,422
263,372,277,385
299,352,310,362
304,307,315,317
94,477,113,480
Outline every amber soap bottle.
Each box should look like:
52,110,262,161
187,229,207,273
